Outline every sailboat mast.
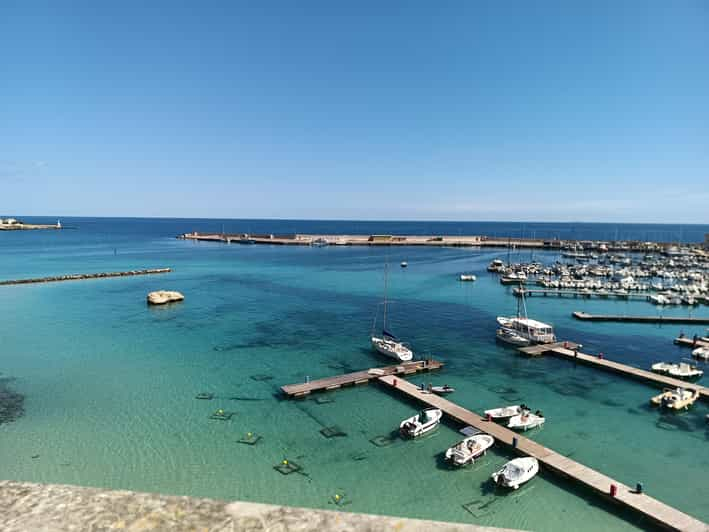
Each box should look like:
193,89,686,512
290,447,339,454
382,261,388,330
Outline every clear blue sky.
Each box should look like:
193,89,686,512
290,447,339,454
1,1,707,222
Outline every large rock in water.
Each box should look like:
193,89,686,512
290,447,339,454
147,290,184,305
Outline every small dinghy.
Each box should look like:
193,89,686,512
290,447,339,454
400,261,408,268
400,408,442,438
650,387,699,410
692,347,709,361
484,405,522,420
445,434,494,466
430,385,455,395
507,409,545,431
459,274,477,282
496,328,531,347
491,457,539,489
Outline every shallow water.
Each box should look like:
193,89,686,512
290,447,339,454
1,219,707,531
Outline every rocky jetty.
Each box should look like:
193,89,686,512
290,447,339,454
147,290,184,305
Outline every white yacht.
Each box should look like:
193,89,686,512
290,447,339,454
497,290,556,344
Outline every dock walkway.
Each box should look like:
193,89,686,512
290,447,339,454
515,288,649,301
674,337,709,349
518,343,709,402
0,268,172,286
379,375,707,532
572,312,709,325
280,360,442,397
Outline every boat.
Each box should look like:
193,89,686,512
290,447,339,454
692,347,709,361
311,238,329,247
400,261,408,268
445,434,494,466
371,263,413,362
496,290,556,344
459,274,477,282
507,410,545,431
491,457,539,489
667,362,703,381
484,405,522,420
495,327,531,347
487,259,505,272
500,272,527,285
399,408,442,438
650,387,699,410
653,361,703,380
430,385,455,395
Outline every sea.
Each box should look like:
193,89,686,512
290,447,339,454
1,217,707,531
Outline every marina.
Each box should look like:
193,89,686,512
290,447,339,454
2,219,708,531
377,375,707,532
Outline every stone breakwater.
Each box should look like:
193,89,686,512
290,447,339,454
0,481,518,532
0,268,171,286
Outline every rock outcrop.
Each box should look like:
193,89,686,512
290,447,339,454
147,290,184,305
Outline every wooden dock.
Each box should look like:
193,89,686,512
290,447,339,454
674,337,709,349
280,359,443,397
514,288,649,301
518,342,709,403
0,268,172,286
379,375,707,532
572,311,709,325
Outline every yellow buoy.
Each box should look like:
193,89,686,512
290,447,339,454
283,459,288,465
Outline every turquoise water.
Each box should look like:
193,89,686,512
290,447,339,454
1,220,708,531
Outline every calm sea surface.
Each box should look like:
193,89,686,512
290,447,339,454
1,218,708,531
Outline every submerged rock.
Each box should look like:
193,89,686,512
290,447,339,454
147,290,184,305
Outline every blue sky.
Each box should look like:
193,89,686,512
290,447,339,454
1,1,707,222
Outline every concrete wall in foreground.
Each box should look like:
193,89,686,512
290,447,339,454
0,480,523,532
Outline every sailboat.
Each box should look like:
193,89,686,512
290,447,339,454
371,262,413,362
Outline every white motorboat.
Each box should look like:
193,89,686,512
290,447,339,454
507,410,545,431
430,385,455,395
491,457,539,489
650,387,699,410
445,434,495,466
667,362,703,381
400,408,442,438
496,327,531,347
692,347,709,361
400,261,408,268
459,274,477,282
651,362,674,374
484,405,522,420
371,262,413,362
